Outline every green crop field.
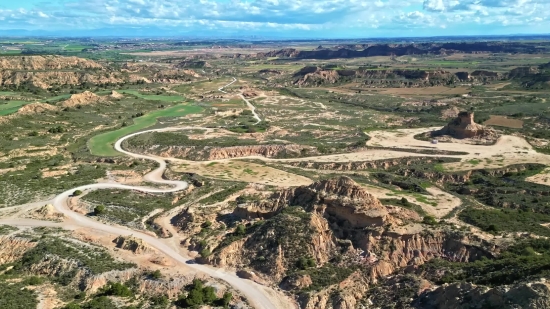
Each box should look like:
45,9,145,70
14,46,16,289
88,104,202,156
119,90,186,102
0,101,28,116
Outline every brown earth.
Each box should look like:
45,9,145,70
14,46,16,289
484,115,524,128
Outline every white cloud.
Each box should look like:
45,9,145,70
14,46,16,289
0,0,547,36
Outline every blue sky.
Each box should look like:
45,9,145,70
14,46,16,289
0,0,548,37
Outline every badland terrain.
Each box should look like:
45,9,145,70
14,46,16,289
0,36,550,309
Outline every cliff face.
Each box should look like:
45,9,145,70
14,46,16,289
214,177,493,281
0,55,149,89
204,177,499,309
235,176,392,228
292,67,502,88
254,42,540,60
132,144,318,161
0,236,36,264
209,211,338,282
0,56,102,70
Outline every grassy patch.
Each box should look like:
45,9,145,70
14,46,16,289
0,101,29,116
88,104,202,156
0,280,38,309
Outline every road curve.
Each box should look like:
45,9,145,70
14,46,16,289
1,130,292,306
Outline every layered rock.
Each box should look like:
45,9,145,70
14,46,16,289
432,111,493,139
16,103,57,115
0,56,102,71
137,144,317,161
59,91,104,108
235,176,390,228
0,236,36,264
113,235,157,254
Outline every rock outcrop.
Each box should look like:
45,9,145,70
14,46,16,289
113,236,157,254
0,236,36,264
59,91,104,108
235,176,392,228
432,111,493,139
0,56,102,71
16,103,58,115
135,144,318,161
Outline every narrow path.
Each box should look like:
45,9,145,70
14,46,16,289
218,77,261,124
240,94,261,125
218,77,237,94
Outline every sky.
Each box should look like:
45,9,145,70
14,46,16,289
0,0,548,38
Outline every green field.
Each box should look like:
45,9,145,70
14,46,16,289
119,90,186,102
88,104,202,156
0,101,28,116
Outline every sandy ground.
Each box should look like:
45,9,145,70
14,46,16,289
366,127,550,171
526,167,550,186
173,160,313,187
362,184,461,218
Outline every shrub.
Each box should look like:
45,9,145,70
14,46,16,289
99,282,133,297
73,190,83,196
150,269,162,280
235,224,246,236
199,249,211,258
27,276,44,285
93,205,105,215
176,279,227,308
423,216,438,225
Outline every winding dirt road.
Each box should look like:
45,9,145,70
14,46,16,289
0,79,292,309
1,125,295,309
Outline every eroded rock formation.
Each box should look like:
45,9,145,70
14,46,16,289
432,111,494,139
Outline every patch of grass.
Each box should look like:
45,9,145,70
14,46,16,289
0,101,29,116
88,104,202,156
12,237,135,276
0,280,38,309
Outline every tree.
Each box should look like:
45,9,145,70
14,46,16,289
401,197,410,206
235,224,246,236
94,205,105,215
221,292,232,307
150,269,162,280
423,216,438,225
73,190,83,196
199,248,211,258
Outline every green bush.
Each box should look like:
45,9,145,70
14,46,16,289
176,279,228,308
73,190,83,196
199,249,211,258
422,216,438,225
150,269,162,280
0,281,38,309
235,224,246,236
99,281,133,297
94,205,105,215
